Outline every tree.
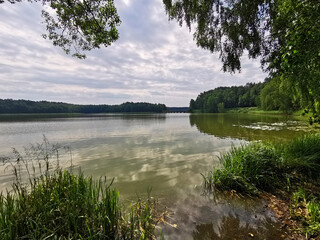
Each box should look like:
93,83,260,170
163,0,320,120
189,99,196,112
274,0,320,119
162,0,319,73
217,102,225,113
163,0,276,73
205,95,218,113
0,0,121,58
191,82,264,112
260,77,297,112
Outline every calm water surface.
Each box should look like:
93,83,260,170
0,113,312,239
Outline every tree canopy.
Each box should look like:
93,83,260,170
162,0,319,74
260,77,300,112
1,0,319,120
0,0,121,58
163,0,320,120
190,82,265,113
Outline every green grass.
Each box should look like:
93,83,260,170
291,188,320,237
226,107,284,114
306,199,320,236
283,134,320,179
0,170,160,240
204,133,320,238
0,138,161,240
203,142,283,194
204,134,320,194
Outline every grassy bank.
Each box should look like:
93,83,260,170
203,134,320,237
226,107,282,114
0,138,162,240
227,107,320,125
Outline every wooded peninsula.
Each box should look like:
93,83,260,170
0,99,167,114
190,78,302,114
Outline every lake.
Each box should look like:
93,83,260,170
0,113,312,239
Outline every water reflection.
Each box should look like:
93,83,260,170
74,126,236,199
0,113,167,123
162,188,282,240
0,113,310,239
192,215,279,240
189,113,309,141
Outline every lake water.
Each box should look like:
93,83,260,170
0,113,312,239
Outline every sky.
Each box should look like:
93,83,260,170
0,0,268,107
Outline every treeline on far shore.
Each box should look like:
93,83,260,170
190,77,302,113
0,99,167,114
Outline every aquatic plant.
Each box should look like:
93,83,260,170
0,170,161,239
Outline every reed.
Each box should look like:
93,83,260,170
283,133,320,180
204,134,320,194
0,138,161,239
204,134,320,238
203,142,283,194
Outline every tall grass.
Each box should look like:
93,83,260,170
0,138,162,239
283,134,320,179
0,170,118,239
203,142,283,194
204,134,320,194
203,134,320,238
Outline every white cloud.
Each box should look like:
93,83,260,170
0,0,268,107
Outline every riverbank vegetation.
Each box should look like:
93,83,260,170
0,139,163,239
189,77,302,114
0,99,167,114
189,82,265,113
203,134,320,238
188,75,320,126
0,170,161,239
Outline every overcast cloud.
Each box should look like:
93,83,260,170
0,0,268,107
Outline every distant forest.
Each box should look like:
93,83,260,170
190,82,265,113
0,99,167,114
190,78,301,113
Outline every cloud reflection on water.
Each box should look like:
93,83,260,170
0,113,310,239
